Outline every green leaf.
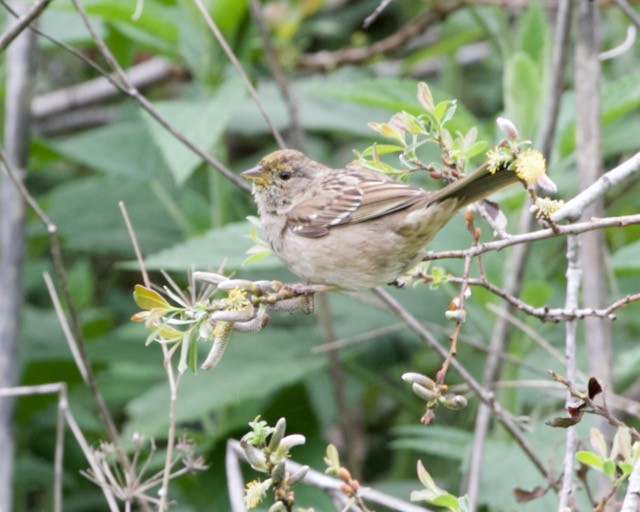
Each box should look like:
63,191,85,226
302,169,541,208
603,459,617,479
434,100,457,126
359,144,405,157
612,240,640,272
392,425,471,461
133,284,171,311
50,119,172,181
517,2,547,65
122,323,326,438
142,79,246,185
560,72,640,156
45,175,181,255
123,220,281,272
84,0,178,46
430,493,461,510
576,450,603,468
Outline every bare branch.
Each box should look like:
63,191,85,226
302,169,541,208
0,13,36,509
621,458,640,512
424,213,640,261
227,439,429,511
422,272,640,321
552,152,640,222
362,0,395,28
613,0,640,29
558,237,581,510
32,57,177,119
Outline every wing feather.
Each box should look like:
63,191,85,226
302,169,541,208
286,170,427,238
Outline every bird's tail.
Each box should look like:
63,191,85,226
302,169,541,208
431,166,520,208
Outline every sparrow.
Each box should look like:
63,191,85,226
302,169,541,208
241,149,518,290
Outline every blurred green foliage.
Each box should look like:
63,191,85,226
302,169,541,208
3,0,640,510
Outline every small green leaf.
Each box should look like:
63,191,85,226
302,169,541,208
430,493,461,510
178,329,193,374
576,450,603,468
603,459,617,479
133,284,171,311
325,444,340,473
359,144,405,157
619,462,634,478
435,100,457,126
465,141,489,160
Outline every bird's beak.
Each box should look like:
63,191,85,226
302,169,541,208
241,165,269,186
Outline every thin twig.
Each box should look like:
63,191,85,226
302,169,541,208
421,272,640,321
192,0,286,149
600,25,636,60
32,57,177,119
0,0,53,50
362,0,395,28
613,0,640,29
119,201,182,512
0,383,120,511
68,0,128,86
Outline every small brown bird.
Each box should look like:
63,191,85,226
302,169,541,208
242,149,519,290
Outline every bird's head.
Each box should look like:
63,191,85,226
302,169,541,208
241,149,325,213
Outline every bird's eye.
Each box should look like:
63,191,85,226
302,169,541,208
279,171,292,181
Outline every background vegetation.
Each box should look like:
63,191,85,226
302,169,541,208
1,0,640,510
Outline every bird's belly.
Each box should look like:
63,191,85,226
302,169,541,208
274,220,429,290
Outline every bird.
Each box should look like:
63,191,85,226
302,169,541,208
241,149,519,290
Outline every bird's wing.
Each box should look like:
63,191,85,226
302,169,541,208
287,172,427,238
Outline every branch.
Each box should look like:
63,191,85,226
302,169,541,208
613,0,640,30
423,213,640,260
362,0,395,28
421,273,640,321
551,152,640,222
227,440,429,511
0,13,36,510
298,3,463,69
32,57,177,119
558,237,581,510
621,457,640,512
